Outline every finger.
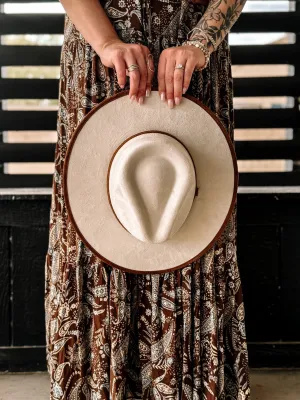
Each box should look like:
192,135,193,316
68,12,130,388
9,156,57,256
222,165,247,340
165,54,175,109
183,57,196,95
157,52,167,102
139,44,155,96
146,53,155,97
124,50,141,102
134,45,148,104
112,53,127,89
173,59,186,106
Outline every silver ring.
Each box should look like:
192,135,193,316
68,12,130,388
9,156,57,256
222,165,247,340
127,64,140,72
175,63,185,70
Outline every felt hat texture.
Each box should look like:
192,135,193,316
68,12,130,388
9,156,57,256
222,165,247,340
63,90,238,274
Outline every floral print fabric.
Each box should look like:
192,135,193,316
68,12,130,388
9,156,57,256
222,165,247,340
44,0,251,398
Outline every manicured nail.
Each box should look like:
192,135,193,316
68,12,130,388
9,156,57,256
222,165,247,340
183,87,187,94
130,95,136,103
146,89,150,97
139,96,144,105
168,99,174,109
175,97,180,105
161,92,165,102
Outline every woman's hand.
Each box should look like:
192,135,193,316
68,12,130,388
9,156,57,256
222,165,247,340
98,38,154,104
157,45,206,108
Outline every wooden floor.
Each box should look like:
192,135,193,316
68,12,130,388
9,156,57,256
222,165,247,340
0,369,299,399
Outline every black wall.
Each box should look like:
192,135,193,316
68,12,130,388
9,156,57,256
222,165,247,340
0,0,300,374
0,192,300,372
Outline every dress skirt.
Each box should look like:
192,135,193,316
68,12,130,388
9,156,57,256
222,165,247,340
44,0,251,398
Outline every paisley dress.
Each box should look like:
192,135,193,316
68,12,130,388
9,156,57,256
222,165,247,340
44,0,251,398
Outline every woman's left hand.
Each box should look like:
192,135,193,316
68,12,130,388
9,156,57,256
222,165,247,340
157,45,206,108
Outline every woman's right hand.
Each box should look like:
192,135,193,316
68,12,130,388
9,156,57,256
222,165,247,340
98,38,154,104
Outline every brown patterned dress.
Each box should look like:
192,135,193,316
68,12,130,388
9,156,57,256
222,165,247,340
44,0,251,398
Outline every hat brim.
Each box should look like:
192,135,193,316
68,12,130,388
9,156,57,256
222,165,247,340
63,90,238,274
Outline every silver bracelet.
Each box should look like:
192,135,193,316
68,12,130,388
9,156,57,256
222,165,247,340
187,27,217,51
186,27,204,40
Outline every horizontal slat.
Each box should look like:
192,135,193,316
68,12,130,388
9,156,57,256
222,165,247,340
233,77,300,97
232,12,300,33
235,109,299,129
0,141,298,162
0,175,53,188
0,172,298,188
0,111,57,130
0,12,299,35
0,14,64,35
1,343,300,371
231,44,300,65
0,44,299,66
247,343,300,368
235,140,300,160
239,172,300,186
0,144,55,162
1,77,299,100
0,346,47,372
0,109,298,131
0,46,61,66
0,79,59,100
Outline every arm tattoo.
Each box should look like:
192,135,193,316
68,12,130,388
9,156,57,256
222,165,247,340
189,0,248,53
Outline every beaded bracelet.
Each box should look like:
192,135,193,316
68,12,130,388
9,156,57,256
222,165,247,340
182,39,210,71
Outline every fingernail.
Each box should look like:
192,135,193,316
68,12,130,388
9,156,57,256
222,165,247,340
139,96,144,105
120,84,125,89
175,97,180,105
183,87,187,94
130,95,136,104
161,92,165,102
146,89,150,97
168,99,174,109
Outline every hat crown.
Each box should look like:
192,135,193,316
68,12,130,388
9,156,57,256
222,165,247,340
108,132,197,243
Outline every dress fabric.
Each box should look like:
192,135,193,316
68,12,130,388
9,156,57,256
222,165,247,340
44,0,251,398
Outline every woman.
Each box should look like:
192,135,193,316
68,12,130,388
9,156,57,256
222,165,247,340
44,0,250,398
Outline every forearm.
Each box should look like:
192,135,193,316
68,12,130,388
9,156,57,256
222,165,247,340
59,0,120,53
189,0,247,54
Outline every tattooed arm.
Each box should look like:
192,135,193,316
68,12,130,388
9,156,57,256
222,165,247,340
189,0,248,54
156,0,247,106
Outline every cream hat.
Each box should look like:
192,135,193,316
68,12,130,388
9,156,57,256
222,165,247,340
63,90,238,274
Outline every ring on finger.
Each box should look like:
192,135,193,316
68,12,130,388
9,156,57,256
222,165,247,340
174,63,185,70
127,63,140,72
173,63,185,105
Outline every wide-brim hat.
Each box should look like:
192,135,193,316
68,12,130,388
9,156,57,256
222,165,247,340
63,90,238,274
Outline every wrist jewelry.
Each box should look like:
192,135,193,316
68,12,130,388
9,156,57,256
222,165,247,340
182,39,210,71
191,32,217,51
186,27,204,41
187,27,217,51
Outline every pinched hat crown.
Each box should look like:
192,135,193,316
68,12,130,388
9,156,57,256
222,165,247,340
108,132,196,244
